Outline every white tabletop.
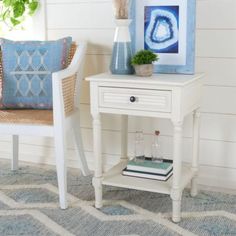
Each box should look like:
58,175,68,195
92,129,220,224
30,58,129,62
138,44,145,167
86,72,204,87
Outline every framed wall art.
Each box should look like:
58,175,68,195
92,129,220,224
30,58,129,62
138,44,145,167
130,0,196,74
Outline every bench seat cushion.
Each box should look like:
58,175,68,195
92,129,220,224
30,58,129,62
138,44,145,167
0,109,53,125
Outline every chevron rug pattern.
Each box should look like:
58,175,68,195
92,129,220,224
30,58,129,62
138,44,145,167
0,159,236,236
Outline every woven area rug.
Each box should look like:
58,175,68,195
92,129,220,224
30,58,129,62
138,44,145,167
0,159,236,236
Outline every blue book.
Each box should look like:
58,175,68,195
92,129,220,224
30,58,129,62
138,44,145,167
126,159,173,175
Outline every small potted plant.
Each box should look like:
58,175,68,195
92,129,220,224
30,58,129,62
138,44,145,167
0,0,39,29
131,50,159,77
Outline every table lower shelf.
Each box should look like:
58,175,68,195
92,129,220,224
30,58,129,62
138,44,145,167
102,160,196,195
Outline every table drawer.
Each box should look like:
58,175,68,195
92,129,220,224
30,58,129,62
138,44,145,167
99,87,172,112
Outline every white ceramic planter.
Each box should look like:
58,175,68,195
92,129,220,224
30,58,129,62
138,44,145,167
134,64,153,77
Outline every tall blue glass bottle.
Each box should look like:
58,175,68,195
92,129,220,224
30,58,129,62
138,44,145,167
110,19,134,75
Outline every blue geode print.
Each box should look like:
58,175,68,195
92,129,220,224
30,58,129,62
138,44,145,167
144,6,179,54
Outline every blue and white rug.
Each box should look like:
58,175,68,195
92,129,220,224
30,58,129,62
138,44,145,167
0,159,236,236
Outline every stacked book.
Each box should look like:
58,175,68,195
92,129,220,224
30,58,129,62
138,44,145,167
122,159,173,181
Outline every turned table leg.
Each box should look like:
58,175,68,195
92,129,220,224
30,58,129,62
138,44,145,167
191,110,201,197
171,121,183,223
92,113,103,208
121,115,128,161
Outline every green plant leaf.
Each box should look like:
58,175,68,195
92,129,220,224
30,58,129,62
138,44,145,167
13,2,25,18
10,16,20,26
3,0,13,7
28,1,38,15
2,9,10,21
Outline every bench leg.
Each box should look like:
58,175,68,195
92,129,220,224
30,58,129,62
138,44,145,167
12,135,19,171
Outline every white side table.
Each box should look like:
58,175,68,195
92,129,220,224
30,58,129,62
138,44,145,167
86,72,204,223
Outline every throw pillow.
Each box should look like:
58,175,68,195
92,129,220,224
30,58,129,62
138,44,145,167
0,37,72,109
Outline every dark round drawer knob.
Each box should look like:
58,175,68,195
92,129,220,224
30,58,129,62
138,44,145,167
130,96,136,103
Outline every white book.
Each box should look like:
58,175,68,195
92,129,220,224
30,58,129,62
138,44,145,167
122,168,173,181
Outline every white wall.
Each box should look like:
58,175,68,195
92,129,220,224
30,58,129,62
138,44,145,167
2,0,236,190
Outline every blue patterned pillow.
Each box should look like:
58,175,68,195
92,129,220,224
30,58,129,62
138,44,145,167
0,37,72,109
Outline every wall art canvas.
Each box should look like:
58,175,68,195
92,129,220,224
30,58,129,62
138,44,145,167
130,0,196,74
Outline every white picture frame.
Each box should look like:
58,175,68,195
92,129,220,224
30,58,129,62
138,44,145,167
130,0,196,74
